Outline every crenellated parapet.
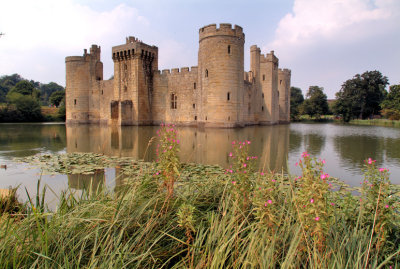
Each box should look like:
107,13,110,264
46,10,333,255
199,23,244,42
155,66,198,77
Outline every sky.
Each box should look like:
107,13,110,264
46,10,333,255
0,0,399,99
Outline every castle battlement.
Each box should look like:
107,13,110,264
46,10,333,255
199,23,244,42
65,23,291,127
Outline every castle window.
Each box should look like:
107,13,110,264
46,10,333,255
205,116,207,121
227,92,230,101
280,80,282,85
124,86,127,92
277,91,279,97
194,82,196,89
74,99,76,105
263,75,265,81
132,49,135,55
102,90,103,95
262,106,264,111
124,64,127,70
228,45,231,54
262,93,264,98
205,69,208,78
171,93,177,109
195,116,197,120
97,77,101,81
248,103,251,113
228,116,230,121
193,103,196,109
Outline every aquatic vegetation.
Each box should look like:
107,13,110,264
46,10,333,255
4,132,400,268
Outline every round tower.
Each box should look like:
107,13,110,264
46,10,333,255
197,23,245,127
65,54,90,124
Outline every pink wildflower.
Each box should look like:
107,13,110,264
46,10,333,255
385,205,389,208
232,181,236,185
310,199,314,203
169,146,172,149
315,217,320,221
229,152,233,157
322,159,326,164
264,200,272,206
295,162,298,166
243,163,247,168
260,172,265,176
271,179,276,182
176,139,180,144
331,203,335,206
247,140,251,144
232,141,236,145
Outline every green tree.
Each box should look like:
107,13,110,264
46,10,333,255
381,84,400,120
49,90,65,107
333,71,388,122
40,82,64,105
290,87,304,121
0,74,23,102
7,80,36,97
301,86,329,119
58,97,66,121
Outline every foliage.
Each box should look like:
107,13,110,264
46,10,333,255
0,74,23,103
290,86,304,121
40,82,64,105
57,97,66,121
333,71,389,122
301,86,329,119
49,90,65,107
381,84,400,120
8,148,400,268
7,80,37,97
155,124,180,199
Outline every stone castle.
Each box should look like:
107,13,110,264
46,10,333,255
65,23,291,128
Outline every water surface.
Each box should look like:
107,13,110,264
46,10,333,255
1,123,399,205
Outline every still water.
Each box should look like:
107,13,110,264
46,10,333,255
0,123,399,206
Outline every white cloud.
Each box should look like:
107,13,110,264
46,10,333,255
0,0,149,84
265,0,400,98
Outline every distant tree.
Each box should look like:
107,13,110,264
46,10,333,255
381,84,400,120
7,80,36,96
40,82,64,105
58,97,66,121
49,90,65,107
0,74,23,102
333,71,388,122
290,87,304,121
301,86,329,119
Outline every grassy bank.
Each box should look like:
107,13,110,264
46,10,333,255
349,119,400,128
2,126,400,268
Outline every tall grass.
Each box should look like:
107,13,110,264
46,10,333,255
0,127,399,268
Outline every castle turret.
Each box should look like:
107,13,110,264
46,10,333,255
65,45,103,124
259,50,279,124
278,68,291,123
111,37,158,125
197,23,245,127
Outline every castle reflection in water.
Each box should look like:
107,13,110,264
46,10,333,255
65,124,290,191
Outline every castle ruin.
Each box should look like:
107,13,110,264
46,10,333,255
65,23,291,128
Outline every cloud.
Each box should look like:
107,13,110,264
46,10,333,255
0,0,149,84
265,0,400,97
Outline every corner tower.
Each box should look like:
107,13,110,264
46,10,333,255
197,23,245,127
278,68,291,123
65,45,103,124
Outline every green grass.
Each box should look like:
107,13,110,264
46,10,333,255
349,119,400,128
0,159,399,268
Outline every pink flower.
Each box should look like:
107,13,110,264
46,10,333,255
246,157,250,160
247,140,251,144
271,179,276,182
330,203,335,206
322,159,326,164
243,163,247,168
232,141,236,145
315,217,320,221
232,181,236,185
321,173,330,180
155,172,159,175
260,172,265,176
176,139,180,144
229,170,233,173
295,162,298,166
385,205,389,208
229,152,233,157
310,199,314,203
379,168,388,172
169,146,172,149
264,200,272,206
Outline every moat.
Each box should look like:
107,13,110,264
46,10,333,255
1,123,400,206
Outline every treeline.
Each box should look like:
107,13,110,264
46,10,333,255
0,74,65,122
290,70,400,122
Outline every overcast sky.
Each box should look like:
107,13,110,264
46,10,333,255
0,0,399,99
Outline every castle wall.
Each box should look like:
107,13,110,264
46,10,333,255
152,67,198,125
66,24,291,128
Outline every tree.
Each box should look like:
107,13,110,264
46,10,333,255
49,90,65,107
0,74,23,102
301,86,329,119
7,80,36,96
40,82,64,105
381,84,400,120
333,71,388,122
290,87,304,121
